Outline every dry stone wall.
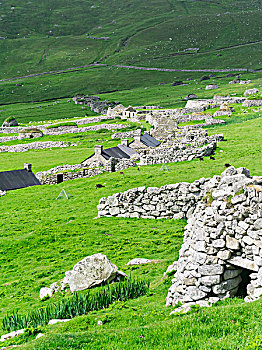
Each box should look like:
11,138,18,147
97,177,209,220
0,141,76,153
138,142,216,166
37,168,103,185
97,166,262,307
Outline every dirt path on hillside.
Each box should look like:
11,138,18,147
0,63,261,83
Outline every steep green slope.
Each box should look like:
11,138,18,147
0,113,262,349
0,0,261,85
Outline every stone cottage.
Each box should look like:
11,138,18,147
128,131,160,151
81,141,137,169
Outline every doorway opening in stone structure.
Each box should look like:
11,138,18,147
235,269,252,298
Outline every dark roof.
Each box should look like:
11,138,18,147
140,133,160,147
102,145,136,160
117,144,137,157
0,169,41,191
82,145,137,163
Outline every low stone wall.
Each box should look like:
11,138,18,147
36,157,137,185
37,168,103,185
138,142,216,166
242,100,262,107
0,141,77,153
43,123,128,136
97,177,208,219
111,129,142,139
75,116,115,125
0,135,18,143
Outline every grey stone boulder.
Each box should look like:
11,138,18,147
63,253,126,292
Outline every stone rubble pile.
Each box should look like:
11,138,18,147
166,166,262,308
73,94,120,114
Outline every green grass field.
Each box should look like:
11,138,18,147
0,72,262,348
0,2,262,346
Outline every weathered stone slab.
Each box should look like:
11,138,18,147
228,257,259,271
212,276,242,294
198,264,224,276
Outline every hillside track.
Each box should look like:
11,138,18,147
0,63,261,83
150,40,262,60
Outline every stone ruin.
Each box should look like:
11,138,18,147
97,166,262,307
73,94,120,114
166,166,262,308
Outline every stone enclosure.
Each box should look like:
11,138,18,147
97,166,262,306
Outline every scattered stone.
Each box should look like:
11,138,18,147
0,329,24,342
35,333,44,340
39,287,53,300
205,84,218,90
244,88,259,96
48,319,71,325
126,258,160,266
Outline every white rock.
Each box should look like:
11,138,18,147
36,333,44,339
39,287,53,300
0,329,25,342
48,319,71,325
226,236,240,250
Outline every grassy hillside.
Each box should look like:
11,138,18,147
0,0,261,102
0,2,262,347
0,73,262,348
